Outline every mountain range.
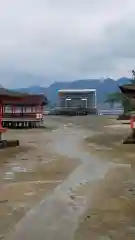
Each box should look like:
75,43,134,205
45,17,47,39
15,77,131,106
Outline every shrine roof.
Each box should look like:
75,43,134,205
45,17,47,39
119,84,135,100
0,87,48,106
0,87,26,97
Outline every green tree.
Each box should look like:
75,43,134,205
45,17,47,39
105,91,133,113
104,92,121,108
121,95,133,114
105,70,135,113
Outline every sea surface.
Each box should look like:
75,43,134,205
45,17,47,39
44,109,123,116
99,109,123,115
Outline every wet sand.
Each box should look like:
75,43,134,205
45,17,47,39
5,119,114,240
0,118,78,239
1,115,135,240
75,167,135,240
74,116,135,240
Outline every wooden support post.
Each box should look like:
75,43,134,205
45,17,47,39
21,107,23,116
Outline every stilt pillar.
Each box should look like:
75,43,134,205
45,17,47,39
0,104,7,141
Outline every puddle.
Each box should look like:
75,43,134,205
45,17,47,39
3,166,34,180
4,172,14,180
11,167,33,173
24,192,36,197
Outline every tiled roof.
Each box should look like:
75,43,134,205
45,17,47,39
0,87,48,105
119,84,135,92
119,84,135,99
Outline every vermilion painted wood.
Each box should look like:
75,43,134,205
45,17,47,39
0,104,7,133
130,117,135,129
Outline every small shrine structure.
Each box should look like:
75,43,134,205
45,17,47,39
0,86,48,128
0,86,48,148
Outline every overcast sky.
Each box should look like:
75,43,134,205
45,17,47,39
0,0,135,87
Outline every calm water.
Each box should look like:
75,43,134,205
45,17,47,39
99,109,123,115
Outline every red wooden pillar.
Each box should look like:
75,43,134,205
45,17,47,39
130,116,135,140
1,105,3,115
0,102,7,141
130,117,135,129
21,107,23,116
0,103,2,116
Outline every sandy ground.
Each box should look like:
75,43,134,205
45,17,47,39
0,117,78,239
74,116,135,240
1,115,135,239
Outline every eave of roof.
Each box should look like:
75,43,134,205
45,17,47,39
0,88,29,97
119,84,135,100
119,84,135,92
0,87,48,105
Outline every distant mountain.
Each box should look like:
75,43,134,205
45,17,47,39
17,85,47,94
14,77,131,105
117,77,131,85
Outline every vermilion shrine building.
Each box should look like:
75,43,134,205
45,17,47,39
0,86,48,128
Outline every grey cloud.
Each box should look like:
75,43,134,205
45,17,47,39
0,0,134,86
105,18,135,59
